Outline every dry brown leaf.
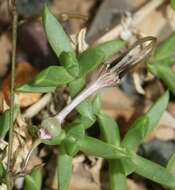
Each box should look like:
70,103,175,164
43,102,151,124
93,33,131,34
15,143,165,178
168,101,175,118
151,111,175,141
166,5,175,30
127,179,147,190
137,9,167,37
101,88,134,119
12,113,33,173
0,184,7,190
0,34,11,77
70,176,99,190
51,0,95,33
2,61,41,108
0,0,10,23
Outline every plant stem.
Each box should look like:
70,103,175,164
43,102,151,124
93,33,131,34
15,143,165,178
22,139,42,172
7,1,18,189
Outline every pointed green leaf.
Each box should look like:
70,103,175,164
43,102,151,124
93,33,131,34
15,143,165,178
16,82,56,93
60,51,79,77
109,160,127,190
97,112,127,189
57,146,72,190
167,153,175,176
121,92,169,176
71,115,95,130
43,5,73,58
64,118,86,156
76,99,96,122
66,118,85,138
123,91,169,150
78,136,128,159
0,162,5,180
97,112,120,146
63,136,80,156
122,115,149,150
95,40,125,60
33,66,73,87
78,48,104,77
148,64,175,95
0,105,19,139
131,153,175,189
24,168,42,190
153,33,175,65
78,40,125,77
171,0,175,10
92,93,101,115
146,90,169,134
16,66,73,93
68,78,85,97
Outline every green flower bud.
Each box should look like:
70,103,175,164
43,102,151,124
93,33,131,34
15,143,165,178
39,117,65,145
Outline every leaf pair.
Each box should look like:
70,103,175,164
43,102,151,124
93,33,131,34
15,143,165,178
97,91,175,189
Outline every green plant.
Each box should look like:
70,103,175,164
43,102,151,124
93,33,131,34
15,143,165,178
3,4,175,190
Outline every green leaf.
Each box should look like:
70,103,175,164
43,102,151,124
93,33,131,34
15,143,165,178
129,90,169,142
95,40,125,60
60,52,79,77
78,48,104,77
16,66,73,93
171,1,175,11
66,118,85,138
121,92,169,176
97,112,120,146
63,135,80,156
148,64,175,95
43,5,73,58
68,78,85,97
167,153,175,176
78,136,128,159
131,153,175,189
64,117,86,156
109,160,127,190
16,82,56,93
33,66,73,87
24,168,42,190
97,112,127,189
57,146,72,190
92,93,101,115
78,39,125,77
72,115,96,130
76,99,96,122
153,33,175,65
120,158,136,176
146,90,169,134
0,105,19,139
122,115,149,150
0,162,5,180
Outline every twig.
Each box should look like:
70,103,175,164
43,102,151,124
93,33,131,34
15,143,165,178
7,1,18,189
23,93,52,119
97,0,164,43
21,139,42,172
